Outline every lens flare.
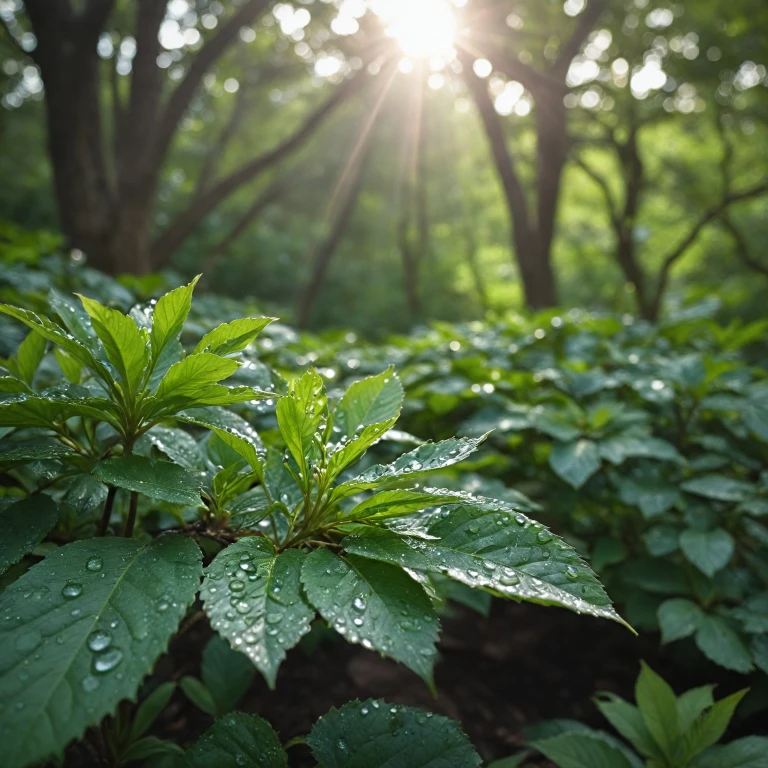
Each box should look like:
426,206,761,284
374,0,457,59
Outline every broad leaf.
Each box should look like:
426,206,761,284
635,662,680,763
599,435,684,466
331,435,487,502
326,418,398,482
550,439,601,489
594,694,663,762
695,615,754,673
140,426,203,470
154,353,240,406
54,348,84,384
679,529,734,577
276,369,326,486
0,440,73,463
344,488,469,521
78,295,149,397
658,598,704,644
301,548,439,685
334,367,404,439
681,475,755,502
0,495,58,575
200,635,255,714
201,538,313,689
193,318,275,357
93,456,202,506
533,731,637,768
683,689,748,760
677,686,715,733
185,712,286,768
0,536,201,768
16,330,47,386
692,736,768,768
150,276,200,358
342,504,628,628
307,699,482,768
0,394,121,429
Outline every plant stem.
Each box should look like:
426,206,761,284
98,486,118,536
123,491,139,538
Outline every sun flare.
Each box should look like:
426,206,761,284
373,0,458,60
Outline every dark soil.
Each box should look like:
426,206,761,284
63,598,765,767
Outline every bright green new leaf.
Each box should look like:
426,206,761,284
682,689,748,761
334,367,404,439
344,488,469,521
301,548,439,685
680,528,734,577
0,495,58,575
193,317,275,357
154,353,240,404
326,417,397,482
594,694,663,762
276,369,326,487
532,731,638,768
677,686,715,733
307,699,482,768
201,538,313,689
342,504,629,628
16,330,47,386
0,536,202,768
150,276,200,359
550,439,601,489
93,456,202,506
185,712,286,768
54,348,84,384
78,295,149,397
635,662,681,764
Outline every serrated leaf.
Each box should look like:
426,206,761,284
344,488,469,522
154,353,240,406
0,440,73,463
47,289,98,349
550,439,601,489
695,614,754,673
334,367,404,439
301,549,439,685
197,421,265,476
0,394,121,429
140,426,203,470
0,536,201,768
0,495,58,575
201,635,255,714
342,505,628,628
78,295,149,398
63,474,108,517
331,435,487,502
599,435,684,466
16,330,47,386
533,731,637,768
276,369,326,486
150,277,200,358
683,689,748,761
658,598,704,644
202,538,313,689
326,418,398,482
193,318,275,357
185,712,286,768
93,456,202,506
0,303,113,386
681,476,755,502
308,699,482,768
680,528,735,578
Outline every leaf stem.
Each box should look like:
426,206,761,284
123,490,139,538
98,485,117,536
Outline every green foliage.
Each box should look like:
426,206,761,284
522,663,763,768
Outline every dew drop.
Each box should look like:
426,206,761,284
85,556,103,573
62,581,83,599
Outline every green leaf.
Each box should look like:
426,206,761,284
683,689,748,760
276,369,326,486
594,694,663,762
16,330,47,386
752,634,768,675
334,367,404,439
48,288,98,349
533,731,637,768
341,505,628,628
201,538,313,689
0,303,113,386
326,418,398,482
140,426,203,470
677,686,715,733
301,548,439,685
54,348,84,384
307,699,482,768
93,456,202,506
150,276,200,359
153,353,240,407
550,439,601,489
681,475,755,502
0,535,202,768
658,598,704,644
599,436,684,466
180,677,218,717
0,495,58,575
193,317,275,357
635,662,681,764
692,736,768,768
619,479,681,519
344,488,470,521
695,615,754,673
0,394,121,429
185,712,286,768
0,440,73,463
78,295,149,398
129,682,177,742
680,529,735,577
195,421,265,476
331,435,487,502
201,635,255,714
122,736,184,764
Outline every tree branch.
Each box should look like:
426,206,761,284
552,0,607,78
573,156,619,228
721,215,768,278
151,66,373,266
151,0,272,169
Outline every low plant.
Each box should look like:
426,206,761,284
0,281,626,766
